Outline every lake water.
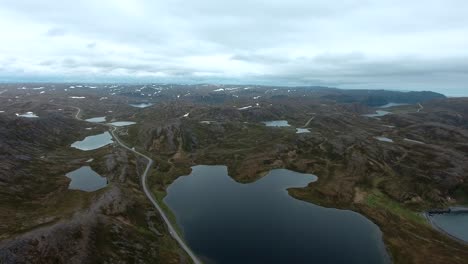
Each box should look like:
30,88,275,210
375,136,394,143
263,120,290,127
85,116,106,123
430,213,468,242
296,128,311,134
108,121,137,126
16,112,38,118
71,132,113,150
164,165,390,264
363,110,391,118
130,103,153,108
65,166,107,192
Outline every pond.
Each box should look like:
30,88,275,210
375,136,394,143
164,165,390,264
65,166,107,192
363,110,391,118
71,132,113,150
108,121,137,126
296,128,311,134
85,116,106,123
130,102,153,108
263,120,290,127
16,112,39,118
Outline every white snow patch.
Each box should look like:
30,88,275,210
16,112,39,118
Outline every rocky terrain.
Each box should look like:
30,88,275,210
0,83,467,263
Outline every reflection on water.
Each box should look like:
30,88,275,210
165,165,390,264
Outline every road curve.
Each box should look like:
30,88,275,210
71,106,201,264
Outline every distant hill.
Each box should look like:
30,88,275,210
309,87,445,106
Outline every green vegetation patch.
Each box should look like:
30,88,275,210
365,190,426,225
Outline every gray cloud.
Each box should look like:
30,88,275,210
0,0,467,95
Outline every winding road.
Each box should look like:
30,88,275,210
71,106,201,264
417,103,424,113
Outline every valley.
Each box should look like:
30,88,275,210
1,83,468,263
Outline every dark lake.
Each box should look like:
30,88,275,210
164,165,390,264
65,166,107,192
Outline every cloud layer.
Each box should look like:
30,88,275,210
0,0,467,95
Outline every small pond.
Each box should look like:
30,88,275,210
71,132,113,151
296,128,311,134
16,112,39,118
375,136,394,143
65,166,107,192
85,116,106,123
108,121,137,127
263,120,290,127
378,102,408,108
130,103,153,108
363,110,391,118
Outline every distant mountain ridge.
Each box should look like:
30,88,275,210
304,87,446,106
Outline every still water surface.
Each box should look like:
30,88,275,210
71,132,113,151
263,120,290,127
164,165,390,264
65,166,107,192
430,212,468,242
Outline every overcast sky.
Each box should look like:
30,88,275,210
0,0,467,95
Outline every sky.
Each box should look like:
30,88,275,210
0,0,467,96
